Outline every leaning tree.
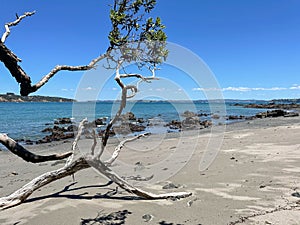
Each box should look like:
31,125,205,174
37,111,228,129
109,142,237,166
0,0,192,210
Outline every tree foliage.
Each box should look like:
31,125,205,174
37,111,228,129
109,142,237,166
107,0,168,69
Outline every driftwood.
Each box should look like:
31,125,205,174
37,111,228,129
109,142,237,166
0,120,191,210
0,61,192,210
0,10,192,210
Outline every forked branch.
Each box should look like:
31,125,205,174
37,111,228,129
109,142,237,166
0,11,107,96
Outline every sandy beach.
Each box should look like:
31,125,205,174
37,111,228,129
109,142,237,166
0,115,300,225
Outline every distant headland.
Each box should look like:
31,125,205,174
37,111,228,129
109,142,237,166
0,93,75,102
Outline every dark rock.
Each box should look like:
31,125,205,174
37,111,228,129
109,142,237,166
165,120,182,129
84,118,106,128
54,117,72,124
25,140,34,145
94,118,104,126
137,118,144,123
52,125,67,133
227,115,245,120
114,123,145,134
41,127,53,133
98,128,116,137
67,124,78,132
182,110,197,117
121,112,136,121
200,120,212,128
129,123,145,132
162,182,180,189
211,114,220,119
182,117,200,125
256,109,286,118
198,113,209,117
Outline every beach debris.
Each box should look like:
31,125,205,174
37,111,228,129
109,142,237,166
134,161,145,171
291,192,300,198
142,214,153,222
81,210,132,225
187,197,199,207
124,174,154,182
162,182,180,189
11,171,18,175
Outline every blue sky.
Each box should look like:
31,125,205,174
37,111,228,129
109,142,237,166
0,0,299,100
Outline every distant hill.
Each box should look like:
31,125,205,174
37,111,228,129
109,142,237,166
0,93,75,102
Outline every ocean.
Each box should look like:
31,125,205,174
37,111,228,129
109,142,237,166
0,101,268,142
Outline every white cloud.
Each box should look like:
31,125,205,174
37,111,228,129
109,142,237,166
192,86,295,92
222,86,288,92
112,87,118,91
82,87,95,91
223,87,251,92
61,88,75,92
192,87,221,91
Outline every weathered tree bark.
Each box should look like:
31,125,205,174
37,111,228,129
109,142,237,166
0,42,33,96
0,157,90,210
0,133,73,163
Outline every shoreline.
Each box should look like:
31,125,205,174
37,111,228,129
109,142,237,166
0,115,300,224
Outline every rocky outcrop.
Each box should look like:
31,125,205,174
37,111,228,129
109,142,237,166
255,109,299,118
166,118,212,130
234,103,300,110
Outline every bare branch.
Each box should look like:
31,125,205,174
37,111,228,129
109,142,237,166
105,132,150,166
87,157,192,200
1,11,36,43
65,118,87,167
97,88,126,158
31,54,107,94
91,129,97,156
0,133,73,163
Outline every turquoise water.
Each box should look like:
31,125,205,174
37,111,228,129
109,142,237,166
0,101,267,141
